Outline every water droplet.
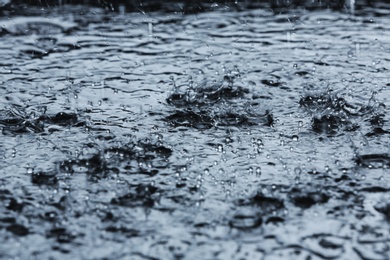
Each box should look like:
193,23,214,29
204,168,209,175
248,167,253,175
225,137,233,143
27,168,34,174
292,135,299,141
256,167,261,176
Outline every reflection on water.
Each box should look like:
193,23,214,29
0,1,390,259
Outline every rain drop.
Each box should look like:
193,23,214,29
256,167,261,176
294,167,301,175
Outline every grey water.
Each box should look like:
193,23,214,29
0,2,390,259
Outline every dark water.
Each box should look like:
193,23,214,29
0,2,390,259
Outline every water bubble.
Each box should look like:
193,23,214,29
292,135,299,141
27,168,34,174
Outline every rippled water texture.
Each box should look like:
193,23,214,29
1,2,390,259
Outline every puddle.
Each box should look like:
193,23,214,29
0,1,390,259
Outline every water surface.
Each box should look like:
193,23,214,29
0,2,390,259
